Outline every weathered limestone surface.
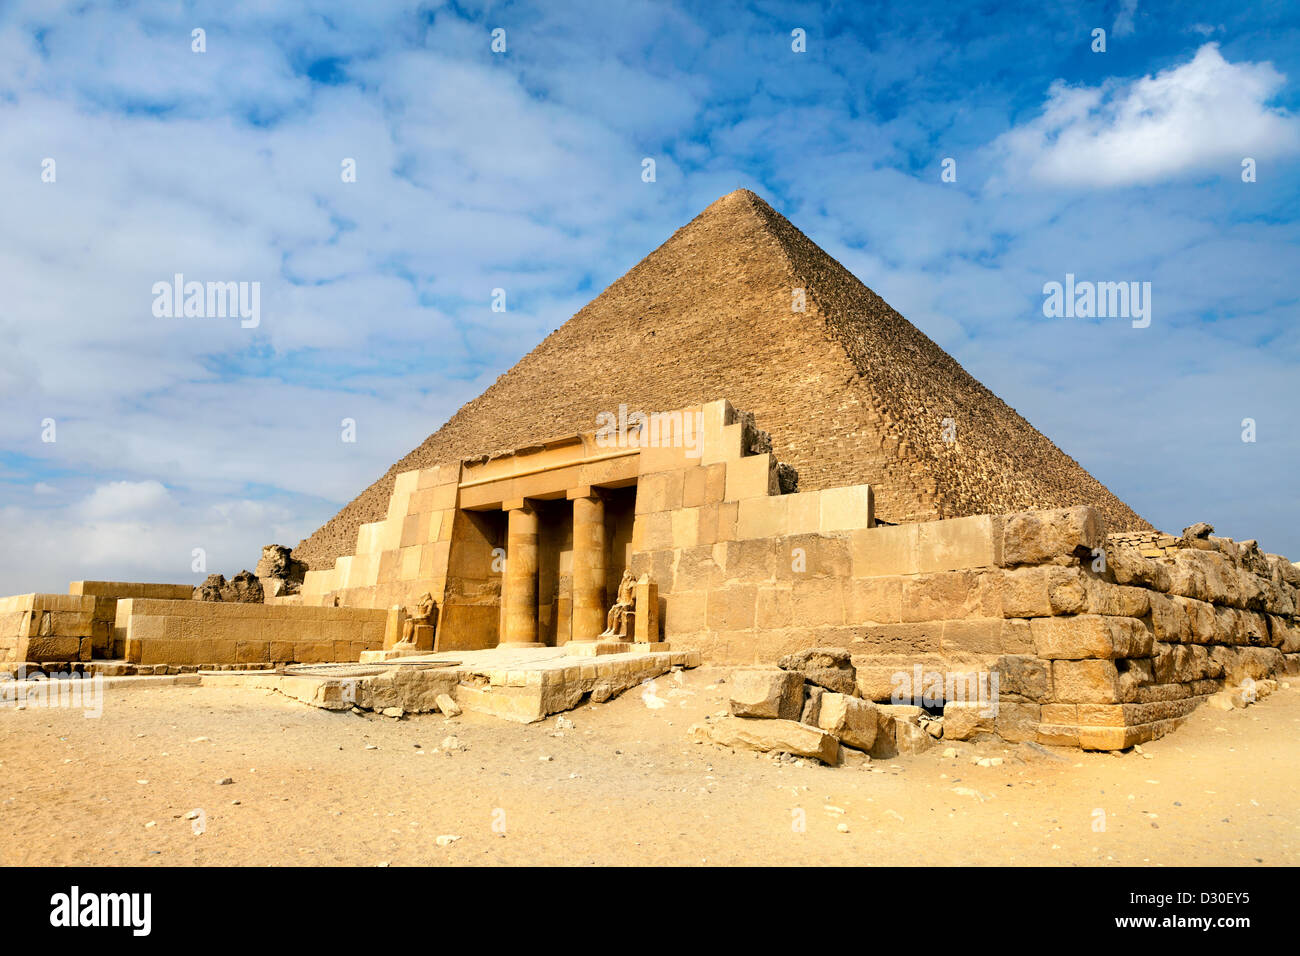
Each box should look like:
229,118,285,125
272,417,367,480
728,668,803,720
777,647,856,695
815,693,879,751
115,598,387,666
68,581,195,658
698,716,839,764
0,593,97,664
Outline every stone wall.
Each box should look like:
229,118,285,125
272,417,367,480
0,593,98,664
115,599,387,666
68,581,195,658
650,498,1299,750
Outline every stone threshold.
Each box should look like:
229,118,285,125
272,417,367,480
238,646,702,723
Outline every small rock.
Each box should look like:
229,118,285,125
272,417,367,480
836,822,850,833
215,777,233,785
435,834,461,847
441,735,463,751
436,694,462,717
381,707,404,718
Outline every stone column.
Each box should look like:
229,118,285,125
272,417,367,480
569,488,607,643
501,499,541,646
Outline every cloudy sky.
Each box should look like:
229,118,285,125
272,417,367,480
1,0,1297,593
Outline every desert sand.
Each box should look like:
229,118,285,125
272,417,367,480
1,666,1296,866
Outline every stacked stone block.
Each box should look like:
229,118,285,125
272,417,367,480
0,593,98,666
300,463,461,610
115,598,387,666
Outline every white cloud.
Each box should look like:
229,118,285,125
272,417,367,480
78,480,172,519
989,44,1300,187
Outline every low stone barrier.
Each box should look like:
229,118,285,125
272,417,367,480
115,598,388,666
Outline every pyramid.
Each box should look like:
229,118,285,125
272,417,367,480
294,189,1150,570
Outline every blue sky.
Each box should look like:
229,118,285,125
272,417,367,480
1,0,1298,592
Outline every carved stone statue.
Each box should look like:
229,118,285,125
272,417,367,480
401,591,436,643
600,570,636,638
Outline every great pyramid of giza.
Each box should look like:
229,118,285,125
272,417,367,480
294,189,1150,570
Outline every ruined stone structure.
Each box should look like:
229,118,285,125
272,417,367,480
294,189,1148,574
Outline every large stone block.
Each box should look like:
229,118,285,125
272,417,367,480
634,470,684,515
724,453,776,501
844,576,902,623
701,716,839,764
994,654,1051,701
819,484,874,533
1031,615,1153,660
816,693,879,750
1051,659,1123,703
707,585,757,631
665,590,708,635
942,701,995,740
755,586,792,629
786,492,822,534
777,646,856,695
790,576,845,627
902,571,999,621
1001,507,1104,567
917,515,1002,572
940,618,1004,656
851,524,918,578
736,495,789,540
1108,544,1171,591
728,667,803,720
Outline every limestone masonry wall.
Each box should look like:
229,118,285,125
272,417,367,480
68,581,195,658
0,593,98,664
115,599,388,667
646,496,1298,750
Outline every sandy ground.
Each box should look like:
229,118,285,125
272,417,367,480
1,667,1297,866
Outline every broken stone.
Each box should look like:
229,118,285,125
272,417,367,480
193,570,264,603
254,543,308,596
1002,506,1103,566
381,707,404,718
728,668,803,720
435,694,461,717
704,716,839,764
777,647,857,696
1179,522,1215,545
815,693,879,751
